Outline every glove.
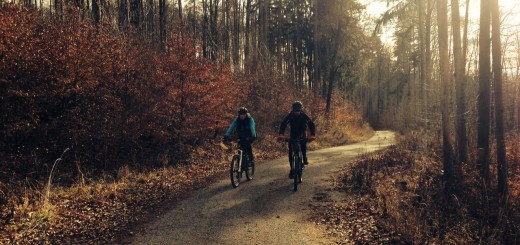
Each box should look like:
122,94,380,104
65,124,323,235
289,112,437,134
309,135,315,141
278,134,285,141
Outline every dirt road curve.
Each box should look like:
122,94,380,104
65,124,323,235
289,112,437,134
130,131,395,245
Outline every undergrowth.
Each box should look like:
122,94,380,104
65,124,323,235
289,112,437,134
0,111,372,244
327,132,520,244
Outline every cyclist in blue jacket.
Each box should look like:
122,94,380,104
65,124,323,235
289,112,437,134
224,107,257,165
278,101,316,179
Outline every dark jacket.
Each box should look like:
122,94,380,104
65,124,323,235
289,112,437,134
278,111,315,138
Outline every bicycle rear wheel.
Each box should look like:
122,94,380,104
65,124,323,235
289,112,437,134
230,155,241,188
245,157,255,181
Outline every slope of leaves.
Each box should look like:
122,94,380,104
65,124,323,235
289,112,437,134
311,133,520,244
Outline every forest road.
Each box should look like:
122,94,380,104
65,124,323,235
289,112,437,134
129,131,395,245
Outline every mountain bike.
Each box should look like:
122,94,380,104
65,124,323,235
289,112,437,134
226,138,255,188
285,138,307,191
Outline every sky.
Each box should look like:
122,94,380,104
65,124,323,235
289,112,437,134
361,0,520,44
363,0,520,22
361,0,520,76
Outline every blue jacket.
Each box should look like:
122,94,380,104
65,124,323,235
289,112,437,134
225,114,257,140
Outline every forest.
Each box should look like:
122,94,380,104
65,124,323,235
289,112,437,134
0,0,519,243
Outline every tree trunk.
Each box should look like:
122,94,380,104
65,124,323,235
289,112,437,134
192,0,197,39
325,66,336,114
202,0,208,57
425,0,433,118
437,0,455,181
119,0,128,28
223,0,230,63
232,0,240,68
418,0,426,114
477,0,491,184
244,0,251,62
146,0,154,37
463,0,470,74
130,0,140,28
452,0,468,165
325,21,342,114
159,0,166,51
491,0,507,195
178,0,183,21
92,0,100,25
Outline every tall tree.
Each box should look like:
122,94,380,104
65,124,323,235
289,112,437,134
477,0,491,184
145,0,154,37
313,0,320,96
452,0,468,164
244,0,251,62
92,0,100,25
119,0,129,28
130,0,141,27
437,0,455,180
491,0,507,194
159,0,166,50
178,0,183,21
232,0,240,67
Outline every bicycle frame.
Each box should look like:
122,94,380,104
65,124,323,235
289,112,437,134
235,148,244,172
227,138,254,188
285,138,306,191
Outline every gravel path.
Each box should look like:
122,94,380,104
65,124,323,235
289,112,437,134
130,131,395,244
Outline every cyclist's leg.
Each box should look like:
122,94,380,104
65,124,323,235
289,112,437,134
302,140,308,165
244,142,254,164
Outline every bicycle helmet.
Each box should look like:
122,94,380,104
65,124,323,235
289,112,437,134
292,101,303,111
238,107,248,115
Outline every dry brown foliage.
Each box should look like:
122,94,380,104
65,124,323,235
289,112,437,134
311,132,520,244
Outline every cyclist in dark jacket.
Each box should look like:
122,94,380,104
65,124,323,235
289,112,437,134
224,107,257,164
278,101,316,179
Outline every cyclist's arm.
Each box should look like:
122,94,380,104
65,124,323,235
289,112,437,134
224,118,238,137
304,113,316,136
249,117,257,139
278,114,291,135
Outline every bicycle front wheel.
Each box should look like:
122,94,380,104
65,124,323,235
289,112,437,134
293,156,300,191
230,155,241,188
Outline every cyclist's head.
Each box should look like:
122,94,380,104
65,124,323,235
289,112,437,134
292,101,303,112
238,107,248,115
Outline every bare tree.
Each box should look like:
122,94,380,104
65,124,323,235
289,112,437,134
178,0,183,21
491,0,507,195
437,0,455,180
159,0,166,50
477,0,491,184
452,0,468,165
92,0,100,25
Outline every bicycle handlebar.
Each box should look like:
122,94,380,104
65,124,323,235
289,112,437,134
282,138,309,143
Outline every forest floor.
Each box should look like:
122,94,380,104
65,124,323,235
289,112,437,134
4,130,518,244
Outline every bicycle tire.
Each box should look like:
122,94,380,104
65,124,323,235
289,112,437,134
297,153,303,184
245,157,255,181
293,155,300,191
230,155,241,188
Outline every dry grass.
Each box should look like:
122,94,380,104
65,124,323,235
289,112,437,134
312,132,520,244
